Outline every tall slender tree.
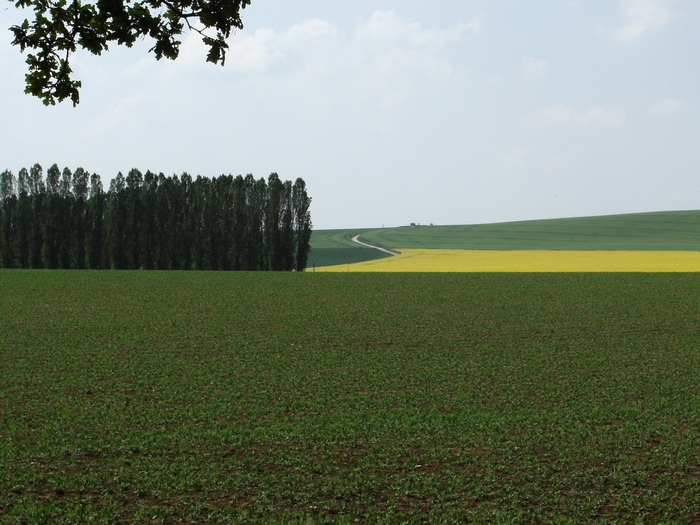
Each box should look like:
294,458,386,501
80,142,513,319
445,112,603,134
16,168,31,268
230,175,247,270
58,167,73,269
180,173,194,271
125,168,143,269
72,168,89,269
167,175,185,270
43,163,61,269
292,178,312,272
266,173,283,271
28,164,45,268
86,173,106,269
107,172,127,269
279,180,295,271
215,175,233,270
0,170,17,268
244,175,266,271
1,165,311,272
189,176,206,270
155,173,177,269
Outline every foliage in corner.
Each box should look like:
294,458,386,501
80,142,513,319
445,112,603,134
9,0,251,106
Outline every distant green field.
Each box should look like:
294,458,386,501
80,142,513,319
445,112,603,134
360,210,700,251
312,211,700,266
308,228,392,268
2,271,700,523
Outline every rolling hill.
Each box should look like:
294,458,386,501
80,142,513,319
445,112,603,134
309,210,700,267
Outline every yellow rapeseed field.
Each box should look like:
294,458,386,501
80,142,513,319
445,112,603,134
315,250,700,272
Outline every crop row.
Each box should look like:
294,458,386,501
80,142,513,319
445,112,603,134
1,271,700,523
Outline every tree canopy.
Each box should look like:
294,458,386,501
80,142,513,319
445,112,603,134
0,165,312,271
9,0,251,106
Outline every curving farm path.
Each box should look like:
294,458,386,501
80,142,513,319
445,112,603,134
351,234,400,256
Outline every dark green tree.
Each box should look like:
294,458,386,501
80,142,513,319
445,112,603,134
140,171,158,270
2,164,310,272
155,174,181,269
125,168,143,269
16,168,31,268
9,0,252,106
107,172,127,269
215,175,234,271
72,168,89,269
28,163,45,268
292,178,312,272
179,173,194,271
202,176,218,270
230,174,247,270
245,175,266,271
59,167,73,268
279,180,295,271
86,173,106,269
265,173,283,270
42,163,61,269
0,170,17,268
189,175,207,270
164,174,185,270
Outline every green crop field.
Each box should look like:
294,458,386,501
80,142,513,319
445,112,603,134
308,229,392,268
311,211,700,267
2,271,700,523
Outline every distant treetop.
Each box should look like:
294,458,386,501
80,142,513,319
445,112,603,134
0,166,312,271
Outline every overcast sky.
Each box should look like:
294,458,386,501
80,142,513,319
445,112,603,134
1,0,698,229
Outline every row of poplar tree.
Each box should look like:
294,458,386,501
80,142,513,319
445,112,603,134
0,164,312,271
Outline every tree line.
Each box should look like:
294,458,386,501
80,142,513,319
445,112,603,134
0,164,312,271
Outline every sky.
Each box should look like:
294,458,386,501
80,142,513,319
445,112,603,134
1,0,699,229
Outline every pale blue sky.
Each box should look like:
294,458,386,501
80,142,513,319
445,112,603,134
1,0,698,228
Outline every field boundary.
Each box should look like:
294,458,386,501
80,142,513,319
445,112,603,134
351,234,400,256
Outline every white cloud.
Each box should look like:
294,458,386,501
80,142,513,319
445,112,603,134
504,146,529,167
579,107,626,126
648,98,687,117
525,104,626,128
465,13,485,36
89,92,146,133
526,104,577,127
617,0,675,41
220,20,342,74
224,11,474,114
220,28,281,73
206,10,480,78
121,9,477,125
519,57,549,81
68,8,481,122
162,10,475,92
356,10,483,44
